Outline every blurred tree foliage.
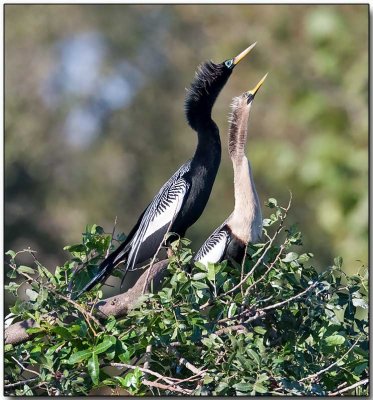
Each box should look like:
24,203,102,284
5,5,368,308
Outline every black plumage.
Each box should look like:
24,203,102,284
194,74,267,266
70,44,256,299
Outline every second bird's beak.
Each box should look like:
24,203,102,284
246,73,268,103
232,42,257,66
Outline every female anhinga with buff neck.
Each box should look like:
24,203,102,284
194,74,267,266
71,43,256,299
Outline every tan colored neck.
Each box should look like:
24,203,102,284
226,95,262,243
228,97,251,160
228,145,262,244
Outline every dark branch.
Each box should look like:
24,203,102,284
5,259,170,345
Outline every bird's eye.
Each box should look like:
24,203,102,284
246,93,254,104
224,59,233,69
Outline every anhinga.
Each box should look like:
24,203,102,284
194,74,267,266
71,43,256,299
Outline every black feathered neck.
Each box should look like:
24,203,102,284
185,61,232,131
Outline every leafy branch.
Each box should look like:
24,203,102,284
4,198,368,396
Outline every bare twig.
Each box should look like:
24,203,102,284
240,243,249,297
260,281,319,312
215,324,248,336
11,356,41,377
299,336,362,383
329,378,368,396
143,344,152,381
179,356,206,377
142,378,193,395
218,282,318,329
165,345,206,377
244,244,285,298
109,362,177,386
54,292,104,335
218,309,266,325
4,377,39,389
111,361,199,395
171,373,203,384
334,381,348,391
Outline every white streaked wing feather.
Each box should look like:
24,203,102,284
126,162,191,270
195,227,229,266
142,181,188,241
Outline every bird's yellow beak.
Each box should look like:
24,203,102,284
232,42,257,66
248,73,268,96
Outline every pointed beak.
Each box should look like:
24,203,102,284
232,42,257,66
246,73,268,102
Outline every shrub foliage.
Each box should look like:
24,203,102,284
4,198,368,396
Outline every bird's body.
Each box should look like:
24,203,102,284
194,75,266,266
71,44,256,299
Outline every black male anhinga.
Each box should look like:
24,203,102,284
71,43,256,299
194,74,267,266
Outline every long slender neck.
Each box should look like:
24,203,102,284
232,156,262,231
193,119,221,167
228,98,262,243
185,61,231,167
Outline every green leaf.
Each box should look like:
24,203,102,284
298,253,314,263
324,334,345,346
5,250,16,259
7,269,17,279
353,361,368,375
352,298,368,309
247,348,260,365
254,326,266,335
193,272,207,280
105,316,117,331
94,225,104,234
116,232,127,242
68,348,92,364
203,375,214,384
334,256,343,268
21,384,33,396
51,326,73,339
207,264,215,281
227,303,237,318
113,376,128,387
282,252,299,262
253,382,267,394
5,282,20,294
25,289,38,301
95,336,116,354
17,265,35,274
37,264,55,281
192,281,209,290
88,352,99,385
267,198,278,208
233,382,250,393
215,381,229,393
118,371,140,388
63,244,86,253
262,218,273,227
26,327,44,334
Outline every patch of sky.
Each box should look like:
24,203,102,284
42,12,171,149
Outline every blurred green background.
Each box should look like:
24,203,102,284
5,5,368,294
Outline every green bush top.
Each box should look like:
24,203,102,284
4,197,368,396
